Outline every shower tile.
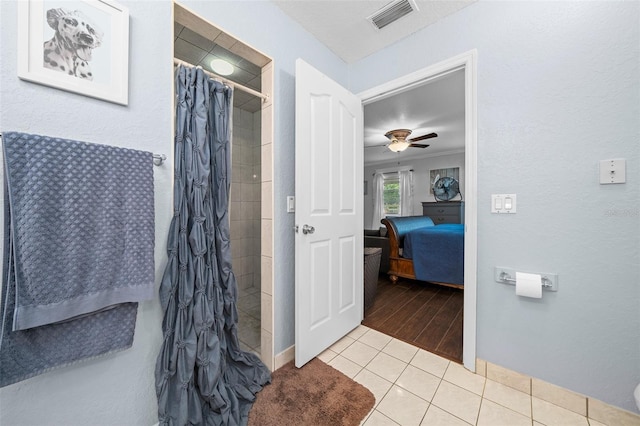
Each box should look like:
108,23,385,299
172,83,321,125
261,256,273,296
236,274,249,292
178,27,216,53
174,38,208,66
252,146,262,166
243,98,261,113
261,182,272,219
261,293,272,333
232,256,243,275
240,184,253,202
231,240,243,259
261,330,273,371
261,106,273,144
231,167,241,184
252,201,261,221
252,183,261,202
230,220,241,239
236,127,253,144
261,220,272,257
245,297,261,320
242,258,253,276
245,148,256,167
252,238,261,256
230,202,241,218
261,64,273,108
253,108,261,128
261,143,272,181
239,202,253,220
230,186,241,202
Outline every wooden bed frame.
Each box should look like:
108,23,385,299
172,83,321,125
382,218,463,290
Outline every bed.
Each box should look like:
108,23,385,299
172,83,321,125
381,216,464,289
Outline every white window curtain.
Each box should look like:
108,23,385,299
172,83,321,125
399,169,414,216
371,171,385,229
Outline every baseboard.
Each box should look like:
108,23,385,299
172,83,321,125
476,358,640,425
274,345,295,370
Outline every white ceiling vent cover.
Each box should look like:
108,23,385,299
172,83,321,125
368,0,419,30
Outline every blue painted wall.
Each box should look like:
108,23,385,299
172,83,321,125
0,1,637,422
350,1,639,412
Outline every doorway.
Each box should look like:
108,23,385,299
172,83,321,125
172,2,276,370
359,51,478,371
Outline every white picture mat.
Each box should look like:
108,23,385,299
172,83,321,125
17,0,129,105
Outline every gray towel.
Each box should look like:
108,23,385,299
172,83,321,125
0,132,155,387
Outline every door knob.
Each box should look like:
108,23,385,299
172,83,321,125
302,224,315,235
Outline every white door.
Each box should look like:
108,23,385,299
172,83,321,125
295,59,364,367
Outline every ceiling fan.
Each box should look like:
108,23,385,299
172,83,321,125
367,129,438,152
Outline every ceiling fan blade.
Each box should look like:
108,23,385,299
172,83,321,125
408,132,438,142
365,144,388,148
409,143,430,148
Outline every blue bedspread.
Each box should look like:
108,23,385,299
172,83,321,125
403,224,464,285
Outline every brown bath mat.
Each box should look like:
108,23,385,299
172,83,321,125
248,358,375,426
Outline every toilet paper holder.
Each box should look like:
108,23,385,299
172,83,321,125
495,267,559,291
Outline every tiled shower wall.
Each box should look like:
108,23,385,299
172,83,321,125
230,107,262,353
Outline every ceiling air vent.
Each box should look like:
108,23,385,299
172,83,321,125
368,0,419,30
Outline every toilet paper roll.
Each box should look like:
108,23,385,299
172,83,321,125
516,272,542,298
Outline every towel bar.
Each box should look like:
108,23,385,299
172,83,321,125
153,153,167,166
0,133,166,167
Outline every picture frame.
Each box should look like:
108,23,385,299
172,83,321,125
429,167,459,194
18,0,130,105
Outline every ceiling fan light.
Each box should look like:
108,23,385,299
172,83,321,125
388,140,410,152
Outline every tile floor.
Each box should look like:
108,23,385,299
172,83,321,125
319,325,610,426
237,286,261,354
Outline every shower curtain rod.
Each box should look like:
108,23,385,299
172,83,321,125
173,58,268,102
0,133,166,166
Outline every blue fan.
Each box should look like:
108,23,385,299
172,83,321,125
433,176,460,202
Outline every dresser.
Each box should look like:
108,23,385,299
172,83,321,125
422,201,464,224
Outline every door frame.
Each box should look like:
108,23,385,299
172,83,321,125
357,49,478,371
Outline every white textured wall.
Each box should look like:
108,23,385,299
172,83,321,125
352,1,640,412
364,152,465,229
0,2,173,425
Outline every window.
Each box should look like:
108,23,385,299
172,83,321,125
382,174,400,216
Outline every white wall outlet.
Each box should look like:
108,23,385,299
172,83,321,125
491,194,517,214
599,159,626,184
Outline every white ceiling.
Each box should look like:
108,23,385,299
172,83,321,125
272,0,475,64
363,69,465,165
272,0,471,166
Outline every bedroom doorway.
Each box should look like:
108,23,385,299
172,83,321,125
359,51,477,371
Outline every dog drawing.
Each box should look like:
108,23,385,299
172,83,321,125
43,8,104,80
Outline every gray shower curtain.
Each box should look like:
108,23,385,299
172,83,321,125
155,66,270,426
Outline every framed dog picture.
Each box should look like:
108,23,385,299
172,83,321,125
18,0,129,105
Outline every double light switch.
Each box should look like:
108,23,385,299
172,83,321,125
491,194,517,214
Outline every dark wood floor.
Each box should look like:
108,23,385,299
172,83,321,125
362,275,463,363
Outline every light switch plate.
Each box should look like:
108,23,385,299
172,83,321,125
599,159,626,184
491,194,517,214
286,196,295,213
